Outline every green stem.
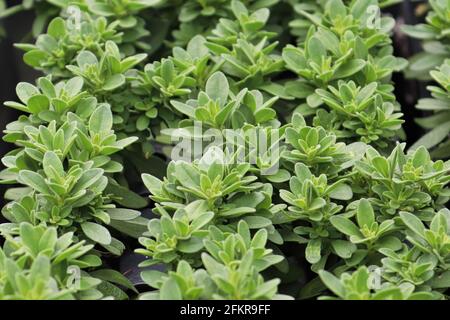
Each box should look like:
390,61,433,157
0,5,25,19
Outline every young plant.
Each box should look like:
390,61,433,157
139,220,289,300
0,222,103,300
319,267,435,300
402,0,450,79
282,0,406,147
410,60,450,158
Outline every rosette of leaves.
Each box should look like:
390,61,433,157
282,0,406,146
206,0,276,47
63,42,152,148
197,221,286,300
143,146,286,241
279,162,355,269
15,15,123,77
0,103,138,182
1,0,156,53
142,147,281,224
136,200,214,267
402,0,450,80
12,34,149,154
283,0,404,88
354,144,450,218
2,174,145,257
131,36,211,132
0,222,138,300
205,1,284,92
138,57,197,103
379,245,444,293
168,72,278,137
0,223,103,300
66,41,147,96
7,152,113,246
0,253,86,300
139,220,289,300
223,122,288,183
319,266,434,300
400,209,450,274
170,0,280,47
315,81,404,148
76,0,161,54
0,105,143,254
287,0,402,44
410,60,450,158
3,76,90,134
280,163,353,222
283,112,363,177
139,260,214,299
1,222,101,269
329,199,398,267
1,77,142,170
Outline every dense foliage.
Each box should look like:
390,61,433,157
1,0,450,300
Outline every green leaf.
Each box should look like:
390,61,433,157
428,270,450,289
103,74,126,91
333,59,366,79
178,237,204,253
81,222,112,245
141,270,166,288
399,212,426,237
170,100,195,118
326,0,346,20
77,51,98,67
113,137,138,150
356,199,374,228
19,223,40,256
331,240,356,259
109,217,148,238
141,173,163,196
18,171,51,194
107,208,140,221
47,17,66,38
330,216,362,237
91,269,138,293
23,50,47,67
43,151,64,178
328,183,353,200
372,156,390,177
65,76,84,94
89,105,113,135
282,46,304,73
409,121,450,151
71,169,103,194
205,72,229,106
27,94,49,113
305,239,321,264
136,115,150,131
319,270,345,298
16,82,39,104
160,278,182,300
401,24,437,40
242,216,272,228
307,37,326,64
266,169,291,183
105,181,148,209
